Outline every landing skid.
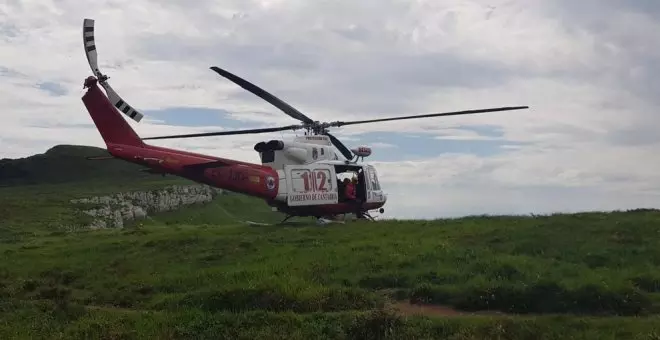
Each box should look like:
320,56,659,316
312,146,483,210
275,214,334,226
338,210,378,222
274,211,379,226
316,216,346,225
278,215,295,225
360,211,376,221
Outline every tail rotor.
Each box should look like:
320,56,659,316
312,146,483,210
82,18,144,123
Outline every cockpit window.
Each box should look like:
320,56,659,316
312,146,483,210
368,166,381,191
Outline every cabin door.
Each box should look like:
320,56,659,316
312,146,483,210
284,164,339,206
364,165,386,204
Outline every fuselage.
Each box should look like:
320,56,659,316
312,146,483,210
107,140,387,218
81,76,385,218
251,135,387,217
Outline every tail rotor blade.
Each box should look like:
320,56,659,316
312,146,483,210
83,18,100,76
82,18,145,123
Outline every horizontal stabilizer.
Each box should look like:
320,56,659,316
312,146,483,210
86,155,114,160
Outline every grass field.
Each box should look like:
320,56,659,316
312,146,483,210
2,171,660,338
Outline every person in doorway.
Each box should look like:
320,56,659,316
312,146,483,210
343,178,356,201
349,177,365,218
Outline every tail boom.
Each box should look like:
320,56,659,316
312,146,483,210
107,143,280,200
82,76,280,200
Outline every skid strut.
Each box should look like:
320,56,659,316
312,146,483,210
278,215,294,225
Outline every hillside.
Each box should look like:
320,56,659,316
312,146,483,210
1,145,660,339
0,144,159,186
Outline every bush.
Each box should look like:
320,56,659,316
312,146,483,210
153,286,384,313
411,281,652,316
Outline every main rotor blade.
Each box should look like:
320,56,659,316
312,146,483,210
142,125,301,140
209,66,315,124
325,132,354,160
332,106,529,127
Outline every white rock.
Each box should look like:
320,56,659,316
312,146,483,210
71,184,224,229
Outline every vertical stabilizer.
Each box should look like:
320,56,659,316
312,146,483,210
82,77,144,147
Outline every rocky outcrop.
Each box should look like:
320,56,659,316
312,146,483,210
70,184,224,229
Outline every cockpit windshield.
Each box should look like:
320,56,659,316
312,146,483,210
367,165,381,191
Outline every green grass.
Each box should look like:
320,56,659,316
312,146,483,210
0,177,194,240
6,202,660,316
3,146,660,338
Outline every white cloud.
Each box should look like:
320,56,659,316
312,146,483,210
370,142,397,149
1,0,660,218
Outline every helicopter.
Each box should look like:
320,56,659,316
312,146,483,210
80,18,529,224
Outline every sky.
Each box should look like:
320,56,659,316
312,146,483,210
2,0,660,219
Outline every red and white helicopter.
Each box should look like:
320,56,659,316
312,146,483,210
80,19,529,224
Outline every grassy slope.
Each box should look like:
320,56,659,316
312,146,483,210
1,145,660,339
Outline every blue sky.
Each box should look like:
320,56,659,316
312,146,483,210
1,0,660,218
145,107,257,128
36,81,68,96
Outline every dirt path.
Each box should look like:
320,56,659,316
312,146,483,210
84,304,155,314
391,301,508,317
84,302,505,318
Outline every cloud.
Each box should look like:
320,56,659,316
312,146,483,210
1,0,660,218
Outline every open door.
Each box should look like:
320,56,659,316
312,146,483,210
285,164,338,206
333,164,367,203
